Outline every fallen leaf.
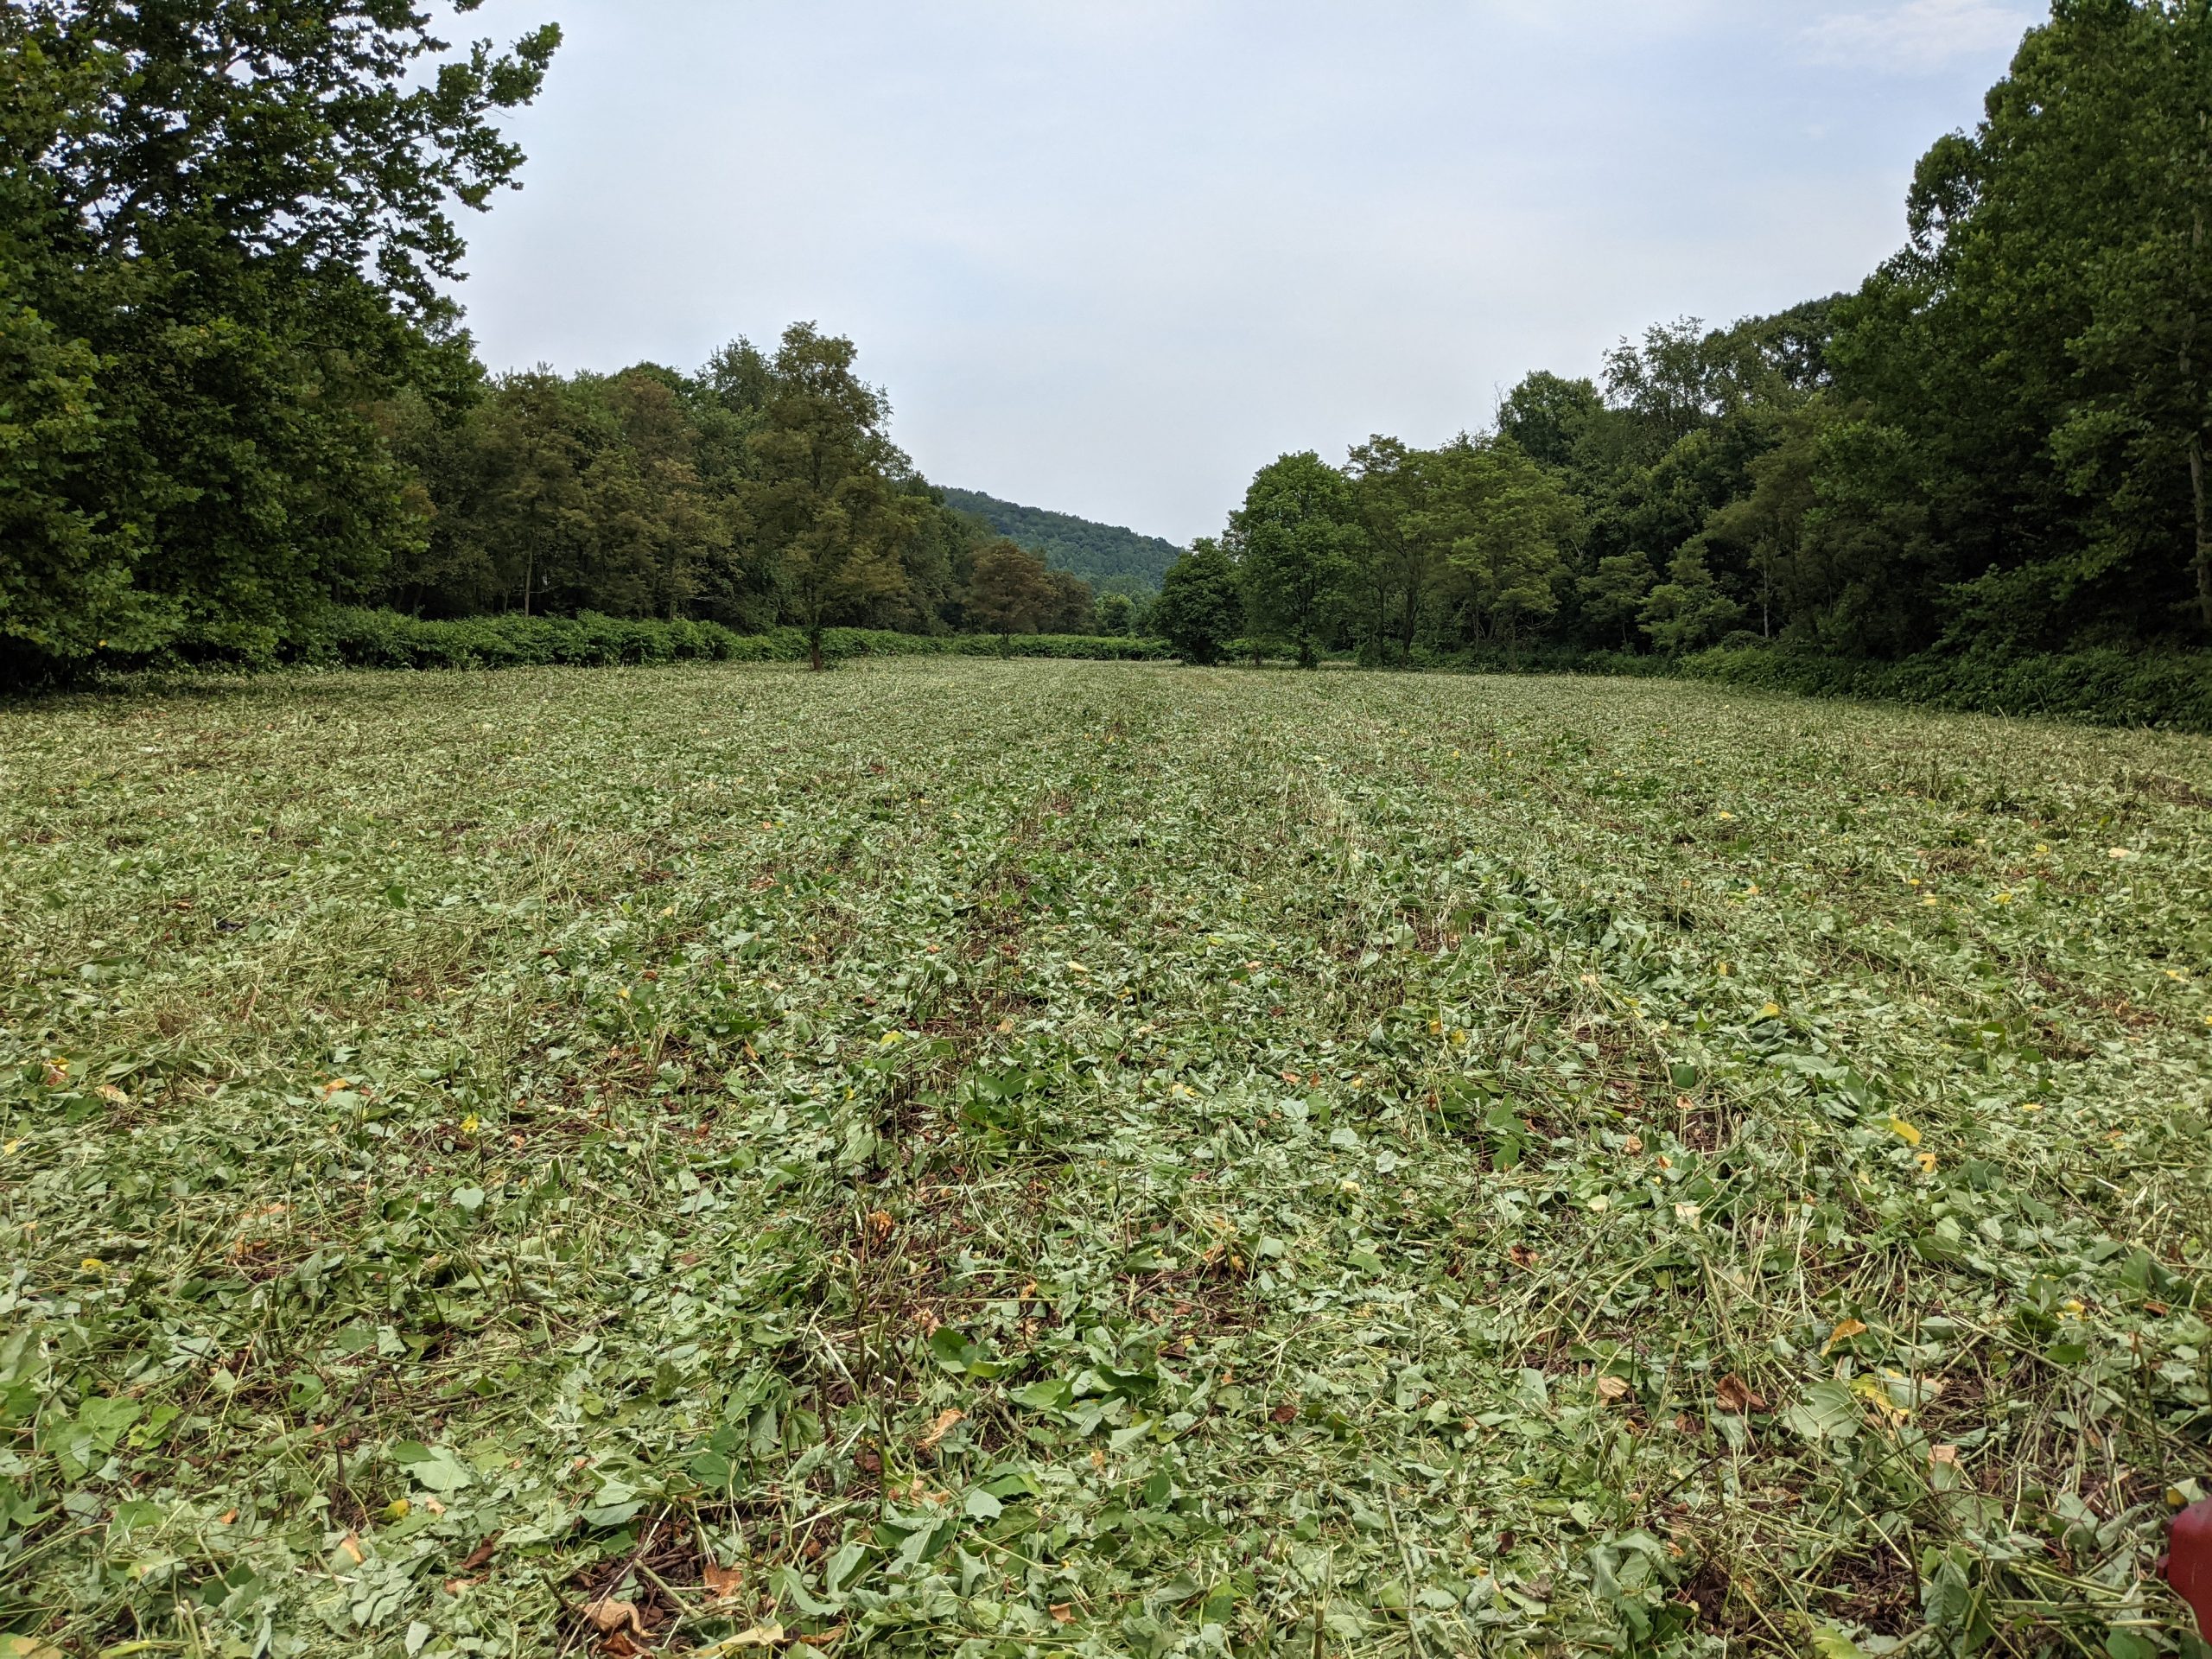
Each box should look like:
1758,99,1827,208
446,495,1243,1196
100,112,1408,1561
1824,1319,1869,1353
1508,1245,1538,1269
866,1208,894,1243
457,1532,501,1573
334,1531,365,1566
1714,1376,1767,1414
584,1598,649,1638
1929,1445,1961,1466
602,1633,652,1658
1887,1118,1923,1147
1595,1376,1632,1403
709,1624,785,1653
702,1561,742,1601
1270,1402,1298,1424
1049,1604,1075,1625
917,1408,963,1452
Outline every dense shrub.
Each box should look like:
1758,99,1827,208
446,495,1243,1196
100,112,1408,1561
296,609,1169,672
1675,645,2212,732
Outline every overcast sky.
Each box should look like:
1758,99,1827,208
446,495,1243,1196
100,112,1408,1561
454,0,2044,545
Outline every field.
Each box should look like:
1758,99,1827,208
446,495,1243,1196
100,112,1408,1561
3,658,2209,1659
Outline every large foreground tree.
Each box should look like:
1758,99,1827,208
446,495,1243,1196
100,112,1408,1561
0,0,559,683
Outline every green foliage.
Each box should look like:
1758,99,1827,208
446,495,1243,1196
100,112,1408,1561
1,659,2204,1654
965,540,1058,640
941,487,1180,594
1230,452,1360,668
0,0,560,684
302,608,1165,670
1151,537,1244,664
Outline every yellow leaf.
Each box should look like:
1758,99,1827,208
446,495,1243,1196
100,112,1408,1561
1888,1119,1922,1147
1758,1002,1782,1019
703,1625,786,1653
1824,1319,1869,1353
917,1408,964,1452
1915,1151,1938,1174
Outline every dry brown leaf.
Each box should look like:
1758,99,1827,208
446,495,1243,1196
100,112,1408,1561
334,1532,365,1567
866,1208,894,1244
584,1598,649,1638
1269,1402,1298,1424
917,1408,964,1452
1623,1135,1644,1154
1508,1245,1538,1269
601,1633,652,1658
1713,1375,1767,1414
796,1628,846,1648
1049,1604,1075,1625
1595,1376,1632,1403
1824,1319,1870,1352
457,1533,501,1573
1930,1444,1961,1466
702,1561,742,1602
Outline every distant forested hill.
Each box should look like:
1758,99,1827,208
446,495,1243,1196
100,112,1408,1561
942,488,1180,595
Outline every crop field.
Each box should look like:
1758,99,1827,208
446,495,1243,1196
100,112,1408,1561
3,658,2210,1659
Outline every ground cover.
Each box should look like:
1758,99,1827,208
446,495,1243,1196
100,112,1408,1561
2,658,2209,1658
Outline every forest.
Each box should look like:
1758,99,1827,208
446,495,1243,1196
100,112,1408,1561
938,489,1182,599
1161,2,2212,681
3,0,2211,707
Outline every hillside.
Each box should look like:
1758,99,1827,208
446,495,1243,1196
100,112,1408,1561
942,486,1181,594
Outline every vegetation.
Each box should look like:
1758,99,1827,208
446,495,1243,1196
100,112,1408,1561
1189,3,2212,693
939,490,1181,598
3,658,2208,1657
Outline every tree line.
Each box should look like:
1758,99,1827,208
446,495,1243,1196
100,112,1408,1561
6,2,2209,688
1157,1,2212,671
0,1,1104,686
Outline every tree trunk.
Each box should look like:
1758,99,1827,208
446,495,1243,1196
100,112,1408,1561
2193,434,2212,635
809,626,823,672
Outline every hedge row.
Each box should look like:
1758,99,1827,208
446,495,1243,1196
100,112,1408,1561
1673,643,2212,733
1412,640,2212,733
303,609,1169,671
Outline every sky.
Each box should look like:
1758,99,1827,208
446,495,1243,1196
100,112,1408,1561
453,0,2046,546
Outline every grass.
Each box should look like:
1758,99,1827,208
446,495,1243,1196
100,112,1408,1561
2,658,2208,1659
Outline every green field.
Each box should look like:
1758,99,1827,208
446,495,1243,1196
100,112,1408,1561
3,660,2209,1657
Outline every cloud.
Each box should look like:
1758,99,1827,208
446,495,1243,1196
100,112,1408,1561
1802,0,2035,73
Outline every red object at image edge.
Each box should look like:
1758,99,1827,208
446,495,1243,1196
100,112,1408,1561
2170,1500,2212,1633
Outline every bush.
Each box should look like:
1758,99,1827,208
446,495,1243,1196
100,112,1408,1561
1675,644,2212,731
294,611,1171,673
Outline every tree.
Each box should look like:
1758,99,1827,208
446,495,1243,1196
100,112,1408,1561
966,539,1054,644
1497,372,1605,470
1152,539,1243,664
1425,437,1580,651
1095,592,1135,635
1344,436,1451,665
747,324,918,670
1042,569,1096,633
1579,553,1658,649
1230,452,1357,667
0,0,559,683
1640,547,1744,653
